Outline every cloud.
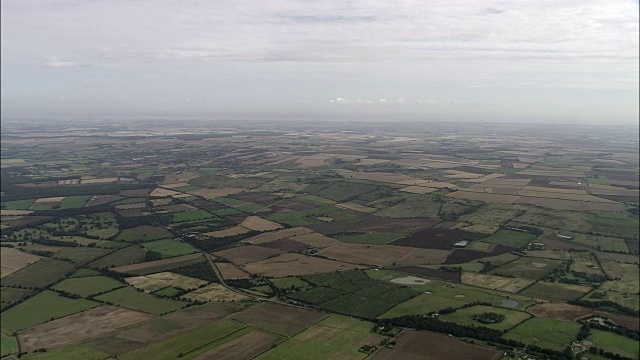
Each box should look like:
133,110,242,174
45,60,88,68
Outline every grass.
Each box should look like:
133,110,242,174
466,241,493,252
270,277,310,290
0,290,100,332
335,231,406,245
255,315,384,360
374,194,440,218
119,318,247,360
459,203,525,228
1,286,35,310
590,329,640,359
439,305,531,330
313,182,378,202
1,332,19,357
68,268,102,278
116,225,174,242
89,245,146,268
585,211,639,239
21,344,109,360
53,247,113,265
95,286,186,315
4,199,36,210
142,239,199,259
502,317,581,351
59,195,91,209
1,258,76,288
153,287,183,297
481,229,537,248
53,276,125,297
379,293,467,318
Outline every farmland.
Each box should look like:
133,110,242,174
1,120,638,360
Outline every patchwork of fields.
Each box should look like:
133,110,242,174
1,122,638,360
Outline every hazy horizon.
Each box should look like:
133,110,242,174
2,0,639,125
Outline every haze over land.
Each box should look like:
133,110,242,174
1,0,639,124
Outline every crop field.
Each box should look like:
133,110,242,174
590,329,640,359
334,231,406,244
142,239,199,258
95,286,187,315
240,216,283,231
243,253,365,277
519,281,591,301
527,302,639,330
188,328,283,360
116,225,174,242
0,247,41,277
216,262,251,279
119,318,247,360
89,245,146,268
1,258,75,288
53,276,125,297
59,195,91,209
481,229,538,248
182,283,249,302
584,289,640,311
53,247,112,265
1,332,19,357
374,195,441,218
125,272,208,292
489,257,562,280
569,251,603,275
439,305,531,330
461,272,534,293
1,286,35,310
111,253,204,275
379,293,468,318
373,330,502,360
599,260,639,293
270,276,310,290
288,270,420,318
255,314,385,360
502,317,581,351
1,290,100,332
214,245,282,264
319,243,450,267
390,228,482,249
259,238,309,251
232,303,326,336
21,343,110,360
170,209,217,223
17,305,154,353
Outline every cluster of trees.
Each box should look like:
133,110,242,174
569,299,639,317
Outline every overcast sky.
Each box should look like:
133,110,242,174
1,0,638,124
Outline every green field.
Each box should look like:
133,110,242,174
270,277,310,291
53,247,113,265
379,293,467,318
439,305,531,330
89,245,146,268
170,210,217,223
95,286,186,314
4,199,36,210
142,239,198,259
120,318,247,360
68,268,102,278
312,182,377,202
459,203,525,227
116,225,174,242
1,332,19,357
59,195,92,209
1,290,99,332
1,258,76,288
466,241,493,252
490,257,562,280
520,281,591,302
53,276,125,297
503,317,581,351
585,211,639,239
21,344,109,360
1,286,35,310
336,231,406,245
255,315,384,360
590,329,640,359
289,271,420,319
482,229,537,248
152,287,183,297
374,194,440,218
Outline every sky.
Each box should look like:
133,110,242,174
1,0,639,124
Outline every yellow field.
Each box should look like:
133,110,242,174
187,187,245,199
241,216,284,231
204,226,251,238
